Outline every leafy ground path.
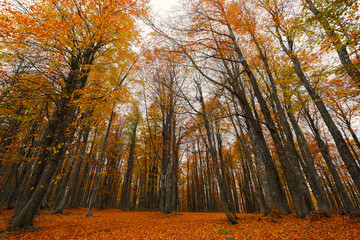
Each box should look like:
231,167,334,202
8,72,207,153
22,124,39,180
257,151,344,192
1,208,359,239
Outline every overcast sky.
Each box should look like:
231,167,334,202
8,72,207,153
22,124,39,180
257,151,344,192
150,0,179,15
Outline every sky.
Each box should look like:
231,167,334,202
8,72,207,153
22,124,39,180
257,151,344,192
150,0,179,15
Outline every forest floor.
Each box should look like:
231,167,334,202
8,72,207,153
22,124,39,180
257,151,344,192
0,208,360,239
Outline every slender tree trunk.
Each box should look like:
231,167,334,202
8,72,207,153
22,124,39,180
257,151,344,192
346,121,360,152
276,30,360,194
73,127,98,207
209,22,291,214
230,29,311,217
119,115,139,211
197,84,237,224
55,120,91,213
304,108,355,213
171,134,180,211
286,104,331,211
86,109,115,216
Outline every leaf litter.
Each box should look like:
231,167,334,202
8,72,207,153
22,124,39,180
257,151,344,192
1,208,359,239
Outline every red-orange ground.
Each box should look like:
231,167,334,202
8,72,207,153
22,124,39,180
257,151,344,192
0,208,359,239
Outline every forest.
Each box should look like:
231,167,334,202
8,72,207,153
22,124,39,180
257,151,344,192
0,0,359,239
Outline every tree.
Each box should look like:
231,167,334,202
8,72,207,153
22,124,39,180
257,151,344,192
303,0,360,88
264,0,360,196
119,104,141,211
0,0,144,230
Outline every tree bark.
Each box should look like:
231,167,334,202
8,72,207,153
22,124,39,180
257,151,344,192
119,114,139,211
197,84,237,224
276,29,360,194
304,108,355,212
55,119,91,213
86,108,115,216
286,104,330,211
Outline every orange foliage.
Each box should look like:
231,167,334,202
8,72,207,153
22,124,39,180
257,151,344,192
1,208,359,239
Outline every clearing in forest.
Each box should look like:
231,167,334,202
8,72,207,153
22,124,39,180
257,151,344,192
1,208,359,239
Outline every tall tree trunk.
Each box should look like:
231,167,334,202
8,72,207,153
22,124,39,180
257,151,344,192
286,104,331,211
159,109,173,214
171,132,181,211
304,108,356,213
73,127,98,207
276,30,360,194
197,84,238,224
86,109,115,216
119,114,139,211
231,79,291,215
206,21,291,215
8,49,95,230
9,100,78,230
229,27,311,217
55,119,92,213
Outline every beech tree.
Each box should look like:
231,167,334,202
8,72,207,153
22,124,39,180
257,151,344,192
263,0,360,197
0,0,359,230
0,0,144,230
303,0,360,88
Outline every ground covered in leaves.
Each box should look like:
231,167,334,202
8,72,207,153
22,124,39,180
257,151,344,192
1,208,359,239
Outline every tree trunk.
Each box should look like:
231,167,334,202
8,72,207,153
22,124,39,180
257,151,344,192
55,121,91,213
304,108,356,212
197,84,238,224
231,80,291,215
277,31,360,194
9,101,78,229
286,104,331,211
230,29,311,218
119,115,139,211
86,109,115,216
